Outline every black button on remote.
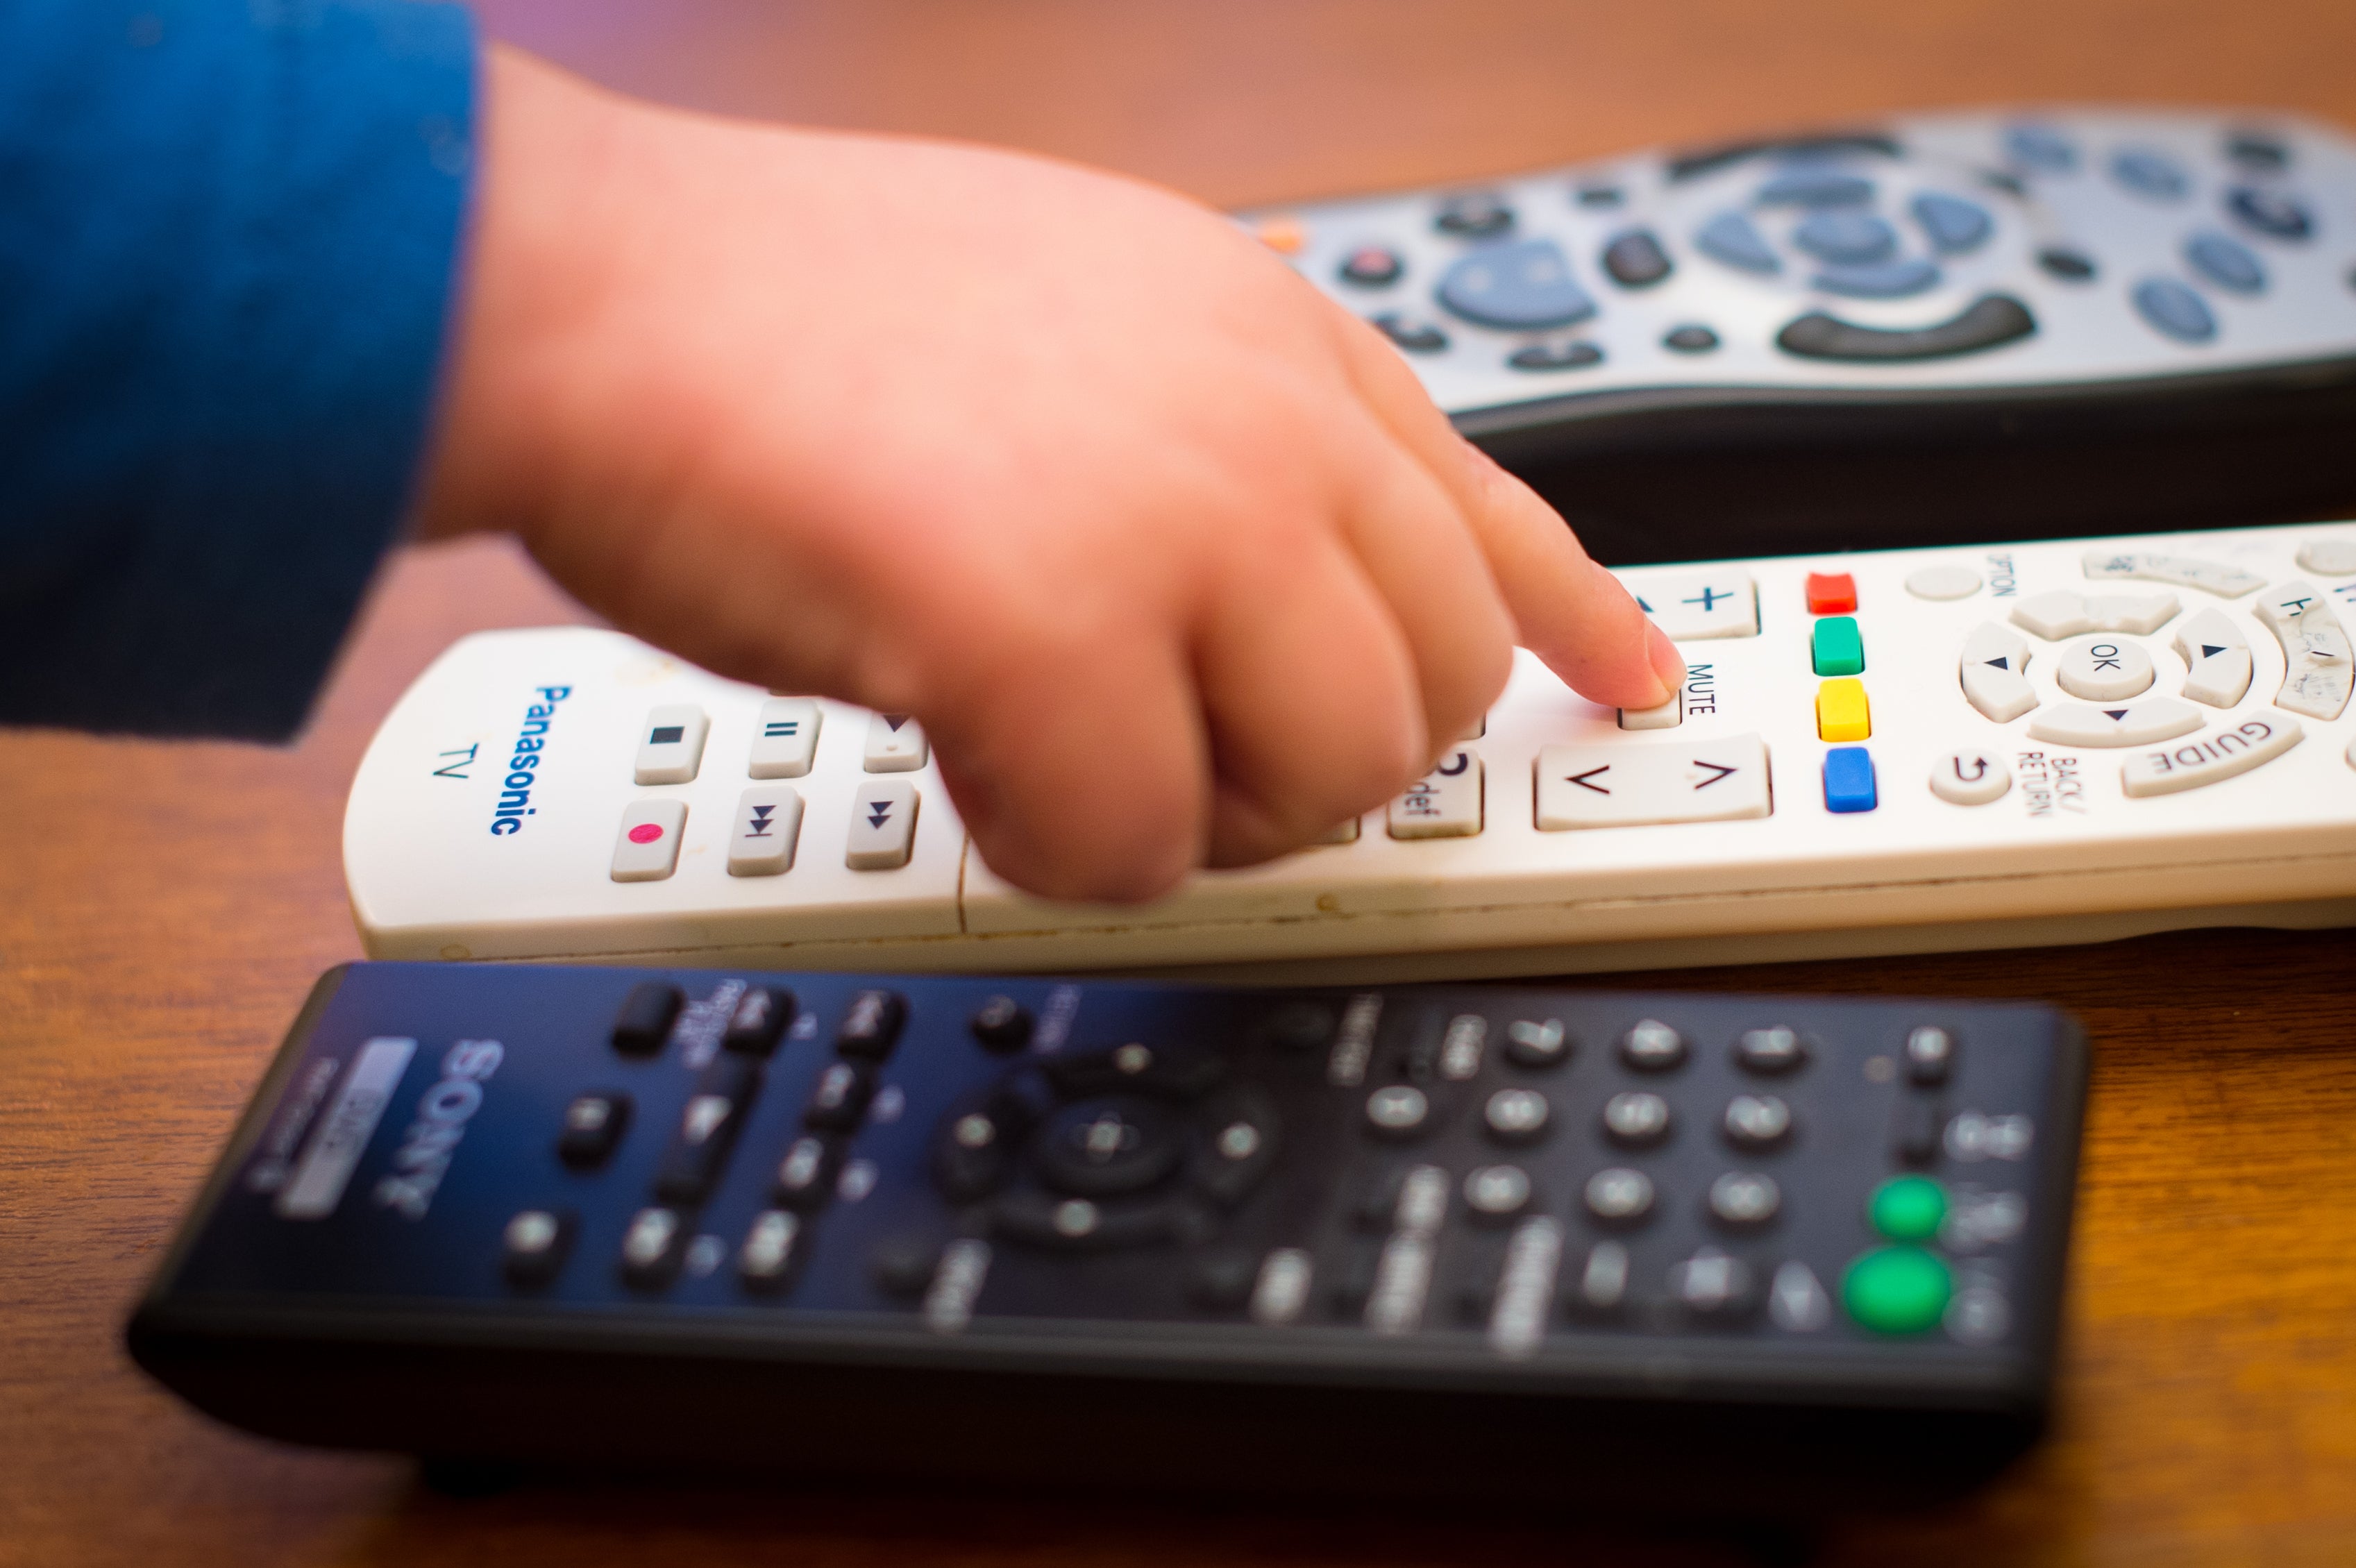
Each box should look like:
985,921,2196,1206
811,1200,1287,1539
1045,1043,1225,1101
775,1134,842,1209
1190,1088,1281,1207
1363,1085,1431,1140
868,1235,939,1299
723,986,793,1056
1662,323,1719,353
2037,246,2098,280
1723,1095,1794,1150
1619,1019,1687,1071
502,1208,575,1288
557,1092,631,1167
1892,1097,1944,1164
1905,1025,1956,1085
1584,1166,1655,1225
1256,1002,1333,1054
970,995,1032,1052
1601,228,1673,287
1708,1171,1781,1228
1035,1097,1186,1199
618,1206,688,1290
1189,1250,1257,1311
803,1060,875,1131
738,1211,803,1293
611,981,682,1055
1434,190,1513,237
1775,293,2036,362
1507,340,1604,372
992,1192,1178,1251
655,1055,761,1204
1482,1088,1550,1145
1734,1026,1808,1074
836,989,906,1059
1604,1091,1672,1147
1669,1249,1758,1321
1501,1018,1569,1069
1371,312,1449,353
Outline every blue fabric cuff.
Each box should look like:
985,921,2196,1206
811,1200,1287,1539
0,0,478,739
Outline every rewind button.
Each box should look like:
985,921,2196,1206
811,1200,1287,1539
847,780,920,870
727,786,805,877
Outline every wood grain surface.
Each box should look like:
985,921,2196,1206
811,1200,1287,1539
7,2,2356,1563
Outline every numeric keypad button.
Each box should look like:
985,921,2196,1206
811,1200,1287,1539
619,1206,688,1290
1603,1091,1672,1147
1483,1088,1550,1144
777,1134,845,1208
1463,1165,1533,1222
1619,1019,1686,1071
1723,1095,1793,1150
1365,1085,1431,1139
1708,1172,1782,1227
1388,749,1483,838
804,1059,877,1131
1733,1026,1808,1074
1503,1018,1570,1069
1583,1166,1655,1224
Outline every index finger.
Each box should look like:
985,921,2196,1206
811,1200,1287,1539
1325,305,1684,710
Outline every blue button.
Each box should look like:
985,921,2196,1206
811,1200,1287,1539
1435,239,1596,330
1694,211,1781,275
1793,211,1897,264
1912,192,1993,254
2227,185,2314,240
1812,258,1942,299
2003,123,2077,173
1823,747,1878,813
2132,277,2217,343
2184,231,2266,295
1756,168,1876,207
2111,148,2190,201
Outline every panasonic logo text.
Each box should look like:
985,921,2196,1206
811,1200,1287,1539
490,684,572,835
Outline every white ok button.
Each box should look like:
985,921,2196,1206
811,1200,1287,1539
1534,735,1773,830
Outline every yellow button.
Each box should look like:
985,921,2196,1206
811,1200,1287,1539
1817,678,1871,741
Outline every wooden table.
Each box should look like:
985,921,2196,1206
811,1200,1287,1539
7,3,2356,1562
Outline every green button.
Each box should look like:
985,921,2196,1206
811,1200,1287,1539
1812,616,1865,676
1869,1174,1947,1240
1842,1246,1953,1334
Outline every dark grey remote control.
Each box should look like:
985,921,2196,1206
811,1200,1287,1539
130,963,2086,1510
1242,108,2356,563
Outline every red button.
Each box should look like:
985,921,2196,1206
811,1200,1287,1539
1806,572,1858,614
628,823,665,844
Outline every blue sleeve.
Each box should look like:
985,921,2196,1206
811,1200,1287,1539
0,0,476,740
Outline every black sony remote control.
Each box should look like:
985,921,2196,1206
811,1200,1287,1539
130,963,2085,1510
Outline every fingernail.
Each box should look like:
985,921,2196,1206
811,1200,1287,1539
1647,623,1685,703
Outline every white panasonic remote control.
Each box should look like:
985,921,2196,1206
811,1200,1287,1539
1236,108,2356,563
346,522,2356,979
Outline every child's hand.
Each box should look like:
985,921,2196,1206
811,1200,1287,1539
422,47,1685,903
